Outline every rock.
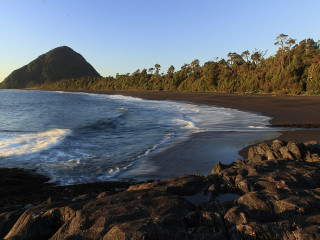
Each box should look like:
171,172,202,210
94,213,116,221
2,140,320,239
247,142,280,162
219,141,320,239
0,210,25,239
211,161,224,174
184,211,200,227
306,152,320,162
4,206,63,240
279,146,295,160
287,141,302,159
255,142,271,155
200,211,223,227
247,140,318,162
271,140,285,151
128,174,206,195
103,221,175,240
4,190,194,240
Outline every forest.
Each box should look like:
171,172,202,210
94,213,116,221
40,34,320,94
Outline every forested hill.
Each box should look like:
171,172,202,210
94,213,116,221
40,35,320,94
0,46,100,89
3,35,320,94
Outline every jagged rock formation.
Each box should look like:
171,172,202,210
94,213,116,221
210,140,320,239
1,140,320,239
0,46,100,89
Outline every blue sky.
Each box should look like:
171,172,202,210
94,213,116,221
0,0,319,81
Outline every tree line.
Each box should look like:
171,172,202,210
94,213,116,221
41,34,320,94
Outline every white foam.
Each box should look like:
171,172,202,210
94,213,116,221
173,119,200,130
117,107,128,111
94,93,144,103
248,126,267,129
0,128,71,157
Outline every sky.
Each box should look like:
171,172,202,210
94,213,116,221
0,0,319,82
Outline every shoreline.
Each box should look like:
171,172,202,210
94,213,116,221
66,90,320,156
3,88,320,170
7,88,320,167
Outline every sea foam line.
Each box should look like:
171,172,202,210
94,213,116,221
0,128,71,157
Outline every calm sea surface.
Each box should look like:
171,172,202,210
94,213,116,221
0,90,277,185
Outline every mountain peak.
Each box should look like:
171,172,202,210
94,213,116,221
0,46,101,89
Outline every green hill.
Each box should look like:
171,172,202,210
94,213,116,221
0,46,101,89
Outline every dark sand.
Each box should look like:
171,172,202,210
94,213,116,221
82,91,320,139
69,90,320,177
80,90,320,126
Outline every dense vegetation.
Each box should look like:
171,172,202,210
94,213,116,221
2,35,320,94
0,46,100,89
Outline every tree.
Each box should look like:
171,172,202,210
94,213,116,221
286,38,296,65
155,64,161,75
241,50,250,62
167,65,175,75
190,59,200,70
132,69,140,76
251,49,267,66
275,33,288,67
35,34,320,95
148,68,154,74
227,52,235,66
227,52,244,67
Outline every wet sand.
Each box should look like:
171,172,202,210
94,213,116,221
119,131,280,180
79,90,320,126
69,90,320,178
82,91,320,141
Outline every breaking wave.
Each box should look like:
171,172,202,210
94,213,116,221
0,129,71,157
0,90,275,185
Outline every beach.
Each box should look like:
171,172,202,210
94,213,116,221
57,90,320,178
76,90,320,154
2,90,320,239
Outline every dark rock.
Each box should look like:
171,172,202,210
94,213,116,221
0,167,131,209
306,152,320,162
4,189,194,240
211,161,225,174
185,211,200,227
128,174,206,195
4,206,63,240
247,140,320,162
247,142,280,162
0,210,25,239
271,139,285,151
219,141,320,239
279,146,295,160
2,140,320,239
287,141,302,159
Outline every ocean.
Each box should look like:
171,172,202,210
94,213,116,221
0,90,278,185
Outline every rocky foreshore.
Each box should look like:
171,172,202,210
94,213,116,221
1,140,320,239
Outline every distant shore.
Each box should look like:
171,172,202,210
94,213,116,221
65,90,320,156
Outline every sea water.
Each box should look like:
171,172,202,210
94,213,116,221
0,90,277,185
